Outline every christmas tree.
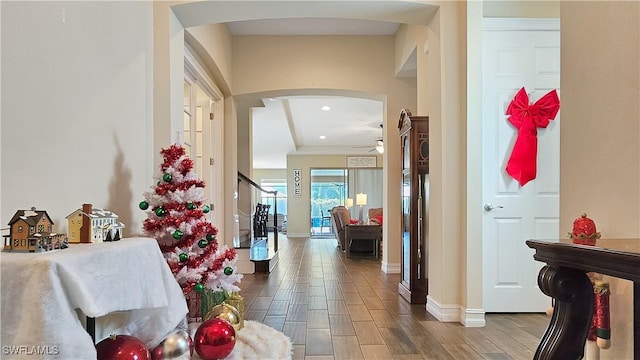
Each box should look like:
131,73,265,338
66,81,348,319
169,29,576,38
140,143,242,300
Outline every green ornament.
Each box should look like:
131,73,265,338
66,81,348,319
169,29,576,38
202,205,210,213
179,253,188,262
157,181,161,186
186,202,196,210
198,239,208,248
155,207,166,217
139,201,149,210
194,283,204,293
172,230,184,240
163,173,173,182
224,266,233,276
206,234,215,241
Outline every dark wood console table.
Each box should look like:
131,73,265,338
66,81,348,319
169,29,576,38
345,224,381,259
526,239,640,360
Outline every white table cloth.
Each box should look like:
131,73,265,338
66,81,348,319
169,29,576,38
1,237,187,359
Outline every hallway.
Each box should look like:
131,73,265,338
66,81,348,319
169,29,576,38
239,235,548,359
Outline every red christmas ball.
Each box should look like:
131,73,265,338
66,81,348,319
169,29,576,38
96,334,151,360
194,318,236,360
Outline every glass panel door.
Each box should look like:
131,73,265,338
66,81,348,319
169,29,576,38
310,169,348,237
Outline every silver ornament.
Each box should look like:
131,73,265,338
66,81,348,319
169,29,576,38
152,330,191,360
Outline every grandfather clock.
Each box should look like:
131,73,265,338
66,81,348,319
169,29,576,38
397,109,429,304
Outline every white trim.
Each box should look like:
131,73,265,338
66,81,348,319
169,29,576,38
286,232,310,238
426,296,459,322
460,307,486,328
483,18,559,31
184,44,223,101
381,262,400,274
235,248,255,274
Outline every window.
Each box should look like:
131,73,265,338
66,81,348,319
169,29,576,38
18,226,23,233
38,225,44,233
260,180,287,216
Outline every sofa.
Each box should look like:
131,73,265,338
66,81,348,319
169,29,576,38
368,208,383,257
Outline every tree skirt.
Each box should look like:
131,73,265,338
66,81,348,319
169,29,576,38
191,320,293,360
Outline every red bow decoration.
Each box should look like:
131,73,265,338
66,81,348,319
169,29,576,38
505,87,560,186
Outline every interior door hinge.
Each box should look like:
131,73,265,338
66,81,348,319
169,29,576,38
209,113,214,120
209,158,214,165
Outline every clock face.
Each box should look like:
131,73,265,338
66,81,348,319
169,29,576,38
420,139,429,160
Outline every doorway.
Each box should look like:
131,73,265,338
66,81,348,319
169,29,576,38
310,169,348,237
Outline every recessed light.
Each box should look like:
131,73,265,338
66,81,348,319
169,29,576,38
268,98,276,102
321,106,330,111
319,135,326,140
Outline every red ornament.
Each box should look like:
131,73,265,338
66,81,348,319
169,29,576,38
194,318,236,360
96,334,151,360
568,213,601,246
505,87,560,186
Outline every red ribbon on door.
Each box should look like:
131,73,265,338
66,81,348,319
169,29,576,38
505,87,560,186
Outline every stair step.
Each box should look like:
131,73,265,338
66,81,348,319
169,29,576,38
249,239,279,273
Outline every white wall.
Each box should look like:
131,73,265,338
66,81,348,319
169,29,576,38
1,1,153,234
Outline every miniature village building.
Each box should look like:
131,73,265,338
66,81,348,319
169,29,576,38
66,204,125,243
3,208,67,252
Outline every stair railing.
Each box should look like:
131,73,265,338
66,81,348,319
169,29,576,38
237,172,279,252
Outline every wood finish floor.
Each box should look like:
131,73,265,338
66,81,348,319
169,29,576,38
238,235,549,360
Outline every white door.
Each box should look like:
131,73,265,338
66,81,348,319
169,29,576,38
482,19,560,312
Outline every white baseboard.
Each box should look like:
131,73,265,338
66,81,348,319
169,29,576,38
460,307,486,327
381,262,400,274
285,232,310,238
426,296,459,322
426,297,487,327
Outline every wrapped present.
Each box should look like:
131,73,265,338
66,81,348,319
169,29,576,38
186,289,229,323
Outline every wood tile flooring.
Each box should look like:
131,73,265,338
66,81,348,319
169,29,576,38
238,235,549,359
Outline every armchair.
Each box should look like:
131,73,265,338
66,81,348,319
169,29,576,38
330,206,351,250
368,208,383,226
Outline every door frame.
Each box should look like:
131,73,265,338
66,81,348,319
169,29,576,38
184,45,225,235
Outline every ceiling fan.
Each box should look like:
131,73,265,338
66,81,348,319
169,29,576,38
353,124,384,153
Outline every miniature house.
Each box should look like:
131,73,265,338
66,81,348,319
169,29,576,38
66,204,125,243
3,208,67,252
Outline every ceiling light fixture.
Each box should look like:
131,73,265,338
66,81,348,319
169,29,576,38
319,135,326,139
321,106,330,111
375,140,384,153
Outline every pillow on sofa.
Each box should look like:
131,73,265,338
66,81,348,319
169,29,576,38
349,219,359,224
374,214,383,225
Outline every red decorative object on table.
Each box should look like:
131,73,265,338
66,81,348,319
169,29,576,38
568,213,601,246
505,87,560,186
95,334,151,360
194,318,236,360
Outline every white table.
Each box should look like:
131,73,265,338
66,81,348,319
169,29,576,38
0,237,187,359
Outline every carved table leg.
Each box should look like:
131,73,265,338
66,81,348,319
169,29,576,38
535,265,594,360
